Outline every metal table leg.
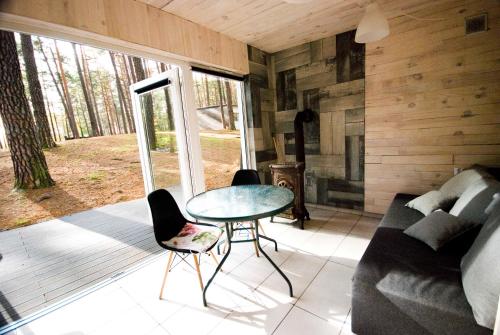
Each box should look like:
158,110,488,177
259,234,278,251
254,220,293,297
203,222,232,307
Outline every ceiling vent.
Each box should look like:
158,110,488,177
465,13,488,34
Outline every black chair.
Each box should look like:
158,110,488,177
217,169,277,256
231,169,261,186
147,189,222,300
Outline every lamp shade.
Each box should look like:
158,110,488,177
355,3,390,43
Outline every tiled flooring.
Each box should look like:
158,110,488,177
7,207,379,335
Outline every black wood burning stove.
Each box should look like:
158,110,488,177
270,109,313,229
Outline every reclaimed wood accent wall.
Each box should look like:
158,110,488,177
365,0,500,214
245,46,277,184
0,0,249,74
246,31,366,210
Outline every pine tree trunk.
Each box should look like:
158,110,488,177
0,30,54,189
101,80,114,135
46,100,56,140
109,51,129,133
110,89,122,134
160,63,175,131
38,38,71,138
48,103,62,142
77,95,90,136
127,56,137,83
72,43,99,137
121,54,135,132
225,79,236,130
81,47,103,136
204,75,210,106
20,34,57,149
217,78,227,129
133,56,156,149
54,41,79,139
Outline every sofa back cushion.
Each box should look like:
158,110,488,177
461,202,500,329
450,179,500,224
440,168,487,199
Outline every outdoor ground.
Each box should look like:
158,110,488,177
0,133,240,231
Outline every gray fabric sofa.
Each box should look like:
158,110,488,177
351,193,493,335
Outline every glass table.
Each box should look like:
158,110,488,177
186,184,295,306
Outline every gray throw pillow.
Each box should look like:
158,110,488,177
449,179,500,224
404,211,476,251
461,202,500,329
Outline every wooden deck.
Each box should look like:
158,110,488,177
0,198,166,326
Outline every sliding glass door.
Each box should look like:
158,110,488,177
131,68,193,203
131,67,250,203
191,72,248,190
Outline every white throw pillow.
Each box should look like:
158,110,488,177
440,169,485,199
405,190,450,216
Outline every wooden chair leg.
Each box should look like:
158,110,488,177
258,219,267,236
250,222,260,257
209,250,223,272
193,254,204,292
209,250,219,265
159,251,175,300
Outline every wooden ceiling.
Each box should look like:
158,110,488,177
140,0,437,53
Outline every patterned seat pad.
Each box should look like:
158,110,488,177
163,223,222,252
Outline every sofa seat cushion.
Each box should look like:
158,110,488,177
352,227,491,335
379,193,424,230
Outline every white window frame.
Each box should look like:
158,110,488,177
130,68,199,203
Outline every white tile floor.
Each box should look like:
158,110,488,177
8,208,379,335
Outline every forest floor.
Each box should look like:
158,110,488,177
0,133,241,231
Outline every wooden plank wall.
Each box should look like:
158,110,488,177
0,0,249,74
365,0,500,214
247,32,366,210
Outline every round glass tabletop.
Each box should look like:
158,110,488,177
186,185,294,222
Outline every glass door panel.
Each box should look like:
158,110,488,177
192,72,243,190
131,68,192,203
139,86,180,191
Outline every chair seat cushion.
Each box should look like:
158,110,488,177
163,223,222,252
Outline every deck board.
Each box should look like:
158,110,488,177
0,198,164,326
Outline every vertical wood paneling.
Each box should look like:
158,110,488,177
364,0,500,214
